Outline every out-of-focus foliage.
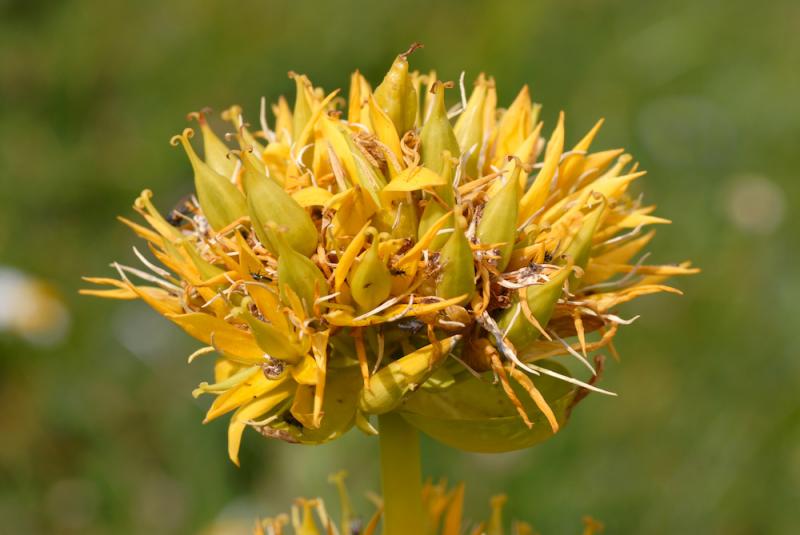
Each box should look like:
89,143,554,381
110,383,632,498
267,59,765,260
0,0,797,533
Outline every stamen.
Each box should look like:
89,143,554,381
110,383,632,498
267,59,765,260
392,202,403,231
327,144,349,191
187,346,215,363
558,149,587,163
132,246,172,279
580,252,651,293
314,291,341,305
191,365,259,397
386,295,414,322
112,262,182,293
371,137,403,172
230,157,242,184
458,71,468,110
201,291,226,308
502,303,522,339
603,313,640,325
527,362,616,396
294,142,315,171
259,97,276,144
352,294,402,321
448,352,483,379
371,332,385,374
550,330,596,375
348,122,371,133
477,311,539,376
247,413,281,427
593,224,643,249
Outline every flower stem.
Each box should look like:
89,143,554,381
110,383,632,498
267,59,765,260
378,413,424,535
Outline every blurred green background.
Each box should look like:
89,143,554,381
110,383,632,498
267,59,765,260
1,0,798,533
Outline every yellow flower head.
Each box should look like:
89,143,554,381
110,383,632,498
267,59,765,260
249,472,604,535
84,45,697,465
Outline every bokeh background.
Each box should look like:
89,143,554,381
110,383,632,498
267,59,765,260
1,0,798,533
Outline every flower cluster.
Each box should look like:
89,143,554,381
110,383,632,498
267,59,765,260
252,473,604,535
84,45,696,465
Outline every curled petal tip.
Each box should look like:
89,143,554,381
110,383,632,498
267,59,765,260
169,127,195,146
133,189,154,209
186,107,213,123
226,148,246,160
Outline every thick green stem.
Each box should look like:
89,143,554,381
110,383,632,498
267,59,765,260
378,413,424,535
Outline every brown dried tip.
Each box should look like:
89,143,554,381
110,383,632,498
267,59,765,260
401,42,424,58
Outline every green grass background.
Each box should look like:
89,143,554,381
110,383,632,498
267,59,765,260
1,0,798,533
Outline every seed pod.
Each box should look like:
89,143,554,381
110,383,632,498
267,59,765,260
350,230,392,312
400,359,575,452
359,336,461,415
435,211,475,303
270,226,328,314
420,81,460,175
496,261,573,353
477,163,522,271
170,128,247,231
240,152,318,257
373,43,421,135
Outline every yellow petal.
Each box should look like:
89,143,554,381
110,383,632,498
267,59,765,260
383,166,446,193
292,186,334,207
165,312,264,364
518,111,565,223
227,383,293,466
334,222,370,295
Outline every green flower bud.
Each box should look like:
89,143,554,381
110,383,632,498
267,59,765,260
400,360,575,452
231,299,305,363
182,241,225,282
420,81,460,175
435,212,475,303
171,128,247,231
187,109,238,178
497,261,573,353
418,154,456,251
373,43,422,135
285,366,362,445
477,163,522,271
454,75,489,178
290,72,314,143
350,230,392,312
340,124,388,208
563,198,607,273
270,226,328,314
241,151,318,257
359,336,461,415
